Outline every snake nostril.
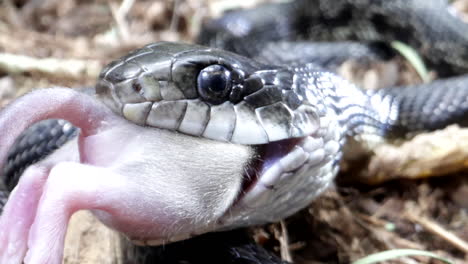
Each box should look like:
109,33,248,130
132,82,143,93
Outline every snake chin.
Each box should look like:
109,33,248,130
220,134,333,227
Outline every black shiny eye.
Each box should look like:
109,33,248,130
197,65,232,104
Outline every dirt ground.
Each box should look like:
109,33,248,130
0,0,467,263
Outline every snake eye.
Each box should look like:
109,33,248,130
197,65,232,104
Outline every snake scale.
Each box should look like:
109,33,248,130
1,0,468,263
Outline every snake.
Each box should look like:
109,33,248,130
1,0,468,263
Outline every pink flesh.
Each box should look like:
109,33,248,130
0,88,116,168
0,88,252,263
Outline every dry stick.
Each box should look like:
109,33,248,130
356,213,424,250
406,211,468,254
0,53,101,79
119,0,136,15
3,0,24,28
109,0,136,43
169,0,182,32
278,220,293,262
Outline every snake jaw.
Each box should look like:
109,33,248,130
219,133,339,227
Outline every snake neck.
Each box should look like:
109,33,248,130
292,65,399,153
303,69,468,157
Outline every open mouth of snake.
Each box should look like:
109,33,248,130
234,136,309,207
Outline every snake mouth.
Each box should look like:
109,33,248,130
233,136,313,208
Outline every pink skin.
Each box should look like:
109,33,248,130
0,88,252,263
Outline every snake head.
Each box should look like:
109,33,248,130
95,42,335,230
96,42,320,145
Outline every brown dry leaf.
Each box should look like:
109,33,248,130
359,125,468,183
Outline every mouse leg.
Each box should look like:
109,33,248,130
0,165,49,264
0,162,132,264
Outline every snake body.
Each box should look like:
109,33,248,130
2,0,468,263
200,0,468,76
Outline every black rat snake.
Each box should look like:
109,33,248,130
2,0,468,263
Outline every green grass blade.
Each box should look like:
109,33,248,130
391,41,430,83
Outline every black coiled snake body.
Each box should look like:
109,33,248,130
2,0,468,263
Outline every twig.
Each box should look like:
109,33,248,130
278,221,293,262
354,212,424,250
119,0,135,15
0,53,102,79
3,0,24,28
169,0,182,32
109,0,136,43
406,211,468,254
